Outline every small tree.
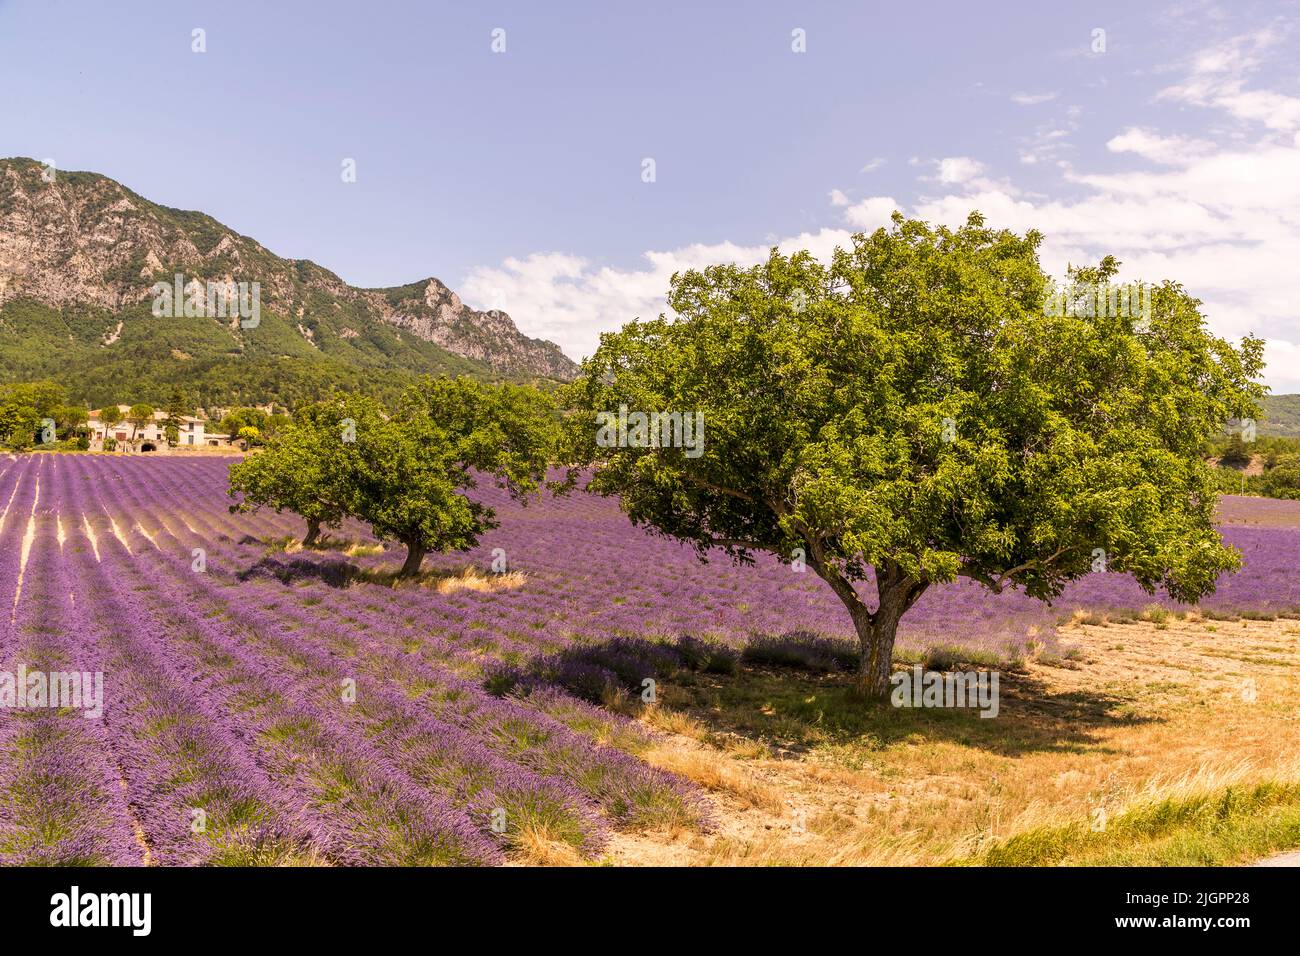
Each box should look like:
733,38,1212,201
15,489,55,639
164,387,189,433
347,378,561,577
100,405,124,447
564,213,1265,696
1219,434,1252,469
228,410,347,546
265,413,291,439
55,406,89,440
127,404,155,449
1263,455,1300,500
221,407,269,440
233,379,560,576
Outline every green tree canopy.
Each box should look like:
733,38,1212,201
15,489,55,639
229,377,563,576
127,403,155,445
1262,454,1300,500
99,405,124,430
0,402,39,450
1218,433,1253,469
55,405,89,436
349,378,562,575
220,407,269,439
228,406,350,546
164,387,190,430
0,380,66,418
563,212,1265,696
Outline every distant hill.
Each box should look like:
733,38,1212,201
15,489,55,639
1261,394,1300,437
0,158,577,408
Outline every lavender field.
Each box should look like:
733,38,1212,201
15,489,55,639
2,453,1298,866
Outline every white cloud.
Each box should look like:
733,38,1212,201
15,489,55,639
1158,27,1300,131
1263,339,1300,394
842,196,900,230
461,229,855,362
1011,91,1058,106
910,132,1300,391
1106,127,1216,165
860,157,886,173
934,156,985,184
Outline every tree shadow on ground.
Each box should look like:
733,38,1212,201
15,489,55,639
255,533,387,557
237,554,359,588
508,630,1155,760
236,553,523,593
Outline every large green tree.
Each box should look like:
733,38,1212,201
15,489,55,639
564,213,1265,697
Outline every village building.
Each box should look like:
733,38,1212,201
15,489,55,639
85,406,236,452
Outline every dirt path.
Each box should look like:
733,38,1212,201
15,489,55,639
1255,850,1300,866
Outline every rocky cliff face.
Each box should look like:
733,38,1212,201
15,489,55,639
369,278,575,379
0,157,577,380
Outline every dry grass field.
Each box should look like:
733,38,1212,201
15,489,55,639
599,613,1300,866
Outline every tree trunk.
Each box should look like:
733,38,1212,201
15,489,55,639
302,518,321,548
398,539,427,578
808,552,925,699
851,602,899,699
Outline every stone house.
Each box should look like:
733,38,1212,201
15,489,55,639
86,406,234,451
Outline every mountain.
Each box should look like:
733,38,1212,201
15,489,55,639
1261,394,1300,437
0,157,577,408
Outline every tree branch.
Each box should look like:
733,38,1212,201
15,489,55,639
706,537,772,553
803,533,872,620
678,473,760,504
960,546,1074,593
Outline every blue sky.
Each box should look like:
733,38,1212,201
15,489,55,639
1,0,1298,391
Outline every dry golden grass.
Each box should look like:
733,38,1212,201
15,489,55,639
511,823,588,867
638,702,708,739
352,564,527,592
431,567,527,595
643,740,785,812
601,615,1300,866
